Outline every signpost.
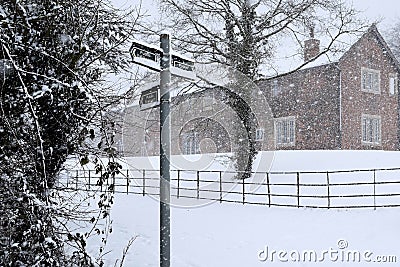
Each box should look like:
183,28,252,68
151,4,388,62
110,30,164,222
139,86,159,111
130,34,196,267
130,40,162,72
171,52,196,80
159,33,171,267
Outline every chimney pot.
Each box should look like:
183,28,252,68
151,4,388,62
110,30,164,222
304,39,320,62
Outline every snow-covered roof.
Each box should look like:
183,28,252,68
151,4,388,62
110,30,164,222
267,24,399,77
263,30,358,77
340,24,400,72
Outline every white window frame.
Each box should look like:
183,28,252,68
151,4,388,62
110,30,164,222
389,74,398,95
271,80,280,97
361,67,380,94
361,114,381,145
274,116,296,147
182,132,200,155
255,128,265,141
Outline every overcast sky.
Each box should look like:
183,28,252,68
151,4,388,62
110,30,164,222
111,0,400,31
352,0,400,29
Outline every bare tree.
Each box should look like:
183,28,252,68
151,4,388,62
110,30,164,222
386,21,400,61
154,0,368,178
160,0,368,80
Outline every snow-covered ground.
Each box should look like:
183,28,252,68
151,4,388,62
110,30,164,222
101,195,399,267
79,150,400,266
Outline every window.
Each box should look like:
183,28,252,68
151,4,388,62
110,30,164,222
389,74,398,95
202,98,213,111
275,117,295,146
116,140,124,154
361,115,381,145
361,67,380,93
182,132,199,154
271,80,280,97
202,92,214,111
255,128,265,141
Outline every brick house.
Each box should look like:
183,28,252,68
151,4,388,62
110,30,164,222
116,24,400,156
117,84,274,156
259,24,400,150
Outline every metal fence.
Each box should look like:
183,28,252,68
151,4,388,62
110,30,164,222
57,167,400,209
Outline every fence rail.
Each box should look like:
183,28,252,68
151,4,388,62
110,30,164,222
56,167,400,209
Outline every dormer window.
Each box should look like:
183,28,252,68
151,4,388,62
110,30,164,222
271,80,280,97
361,67,380,94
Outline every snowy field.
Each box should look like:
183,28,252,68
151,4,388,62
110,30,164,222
65,150,400,266
100,195,399,267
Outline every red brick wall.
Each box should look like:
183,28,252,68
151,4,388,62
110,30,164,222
118,87,275,156
117,28,399,155
339,31,399,150
259,64,341,150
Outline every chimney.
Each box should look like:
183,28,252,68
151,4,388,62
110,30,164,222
304,27,320,62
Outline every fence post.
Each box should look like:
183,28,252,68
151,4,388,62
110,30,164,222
242,177,245,204
177,170,180,199
266,173,271,207
88,170,91,190
143,170,146,196
219,171,222,203
326,172,330,209
197,171,200,199
126,169,129,195
373,169,376,210
297,172,300,208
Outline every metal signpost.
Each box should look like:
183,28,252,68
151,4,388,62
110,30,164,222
159,33,171,267
130,34,196,267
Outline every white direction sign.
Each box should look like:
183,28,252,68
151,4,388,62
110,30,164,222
130,40,162,72
139,85,160,111
130,39,197,109
171,52,196,80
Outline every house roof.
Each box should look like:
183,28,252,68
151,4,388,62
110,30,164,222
264,24,400,79
341,24,400,72
126,24,399,106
